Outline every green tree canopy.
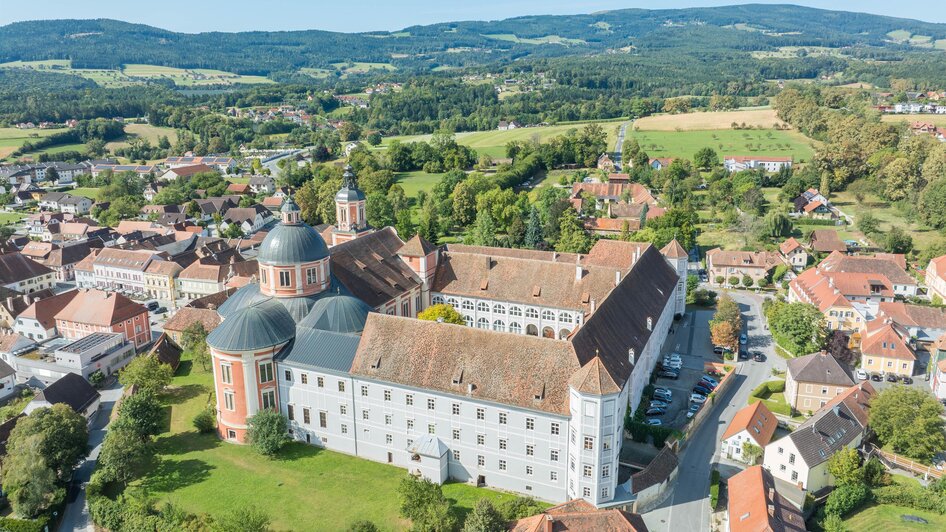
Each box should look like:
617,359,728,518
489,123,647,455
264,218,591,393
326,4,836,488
1,435,61,518
869,386,946,462
119,355,174,393
7,403,88,480
765,301,826,356
462,499,506,532
827,447,864,487
397,475,458,532
418,304,466,325
247,409,290,457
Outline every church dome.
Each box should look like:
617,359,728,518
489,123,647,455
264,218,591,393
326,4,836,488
257,223,329,265
207,299,296,352
298,294,371,334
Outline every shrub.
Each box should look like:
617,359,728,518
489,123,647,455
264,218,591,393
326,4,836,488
821,512,846,532
715,276,724,285
872,483,946,514
246,410,289,457
88,370,105,388
728,276,739,286
709,470,721,509
0,516,50,532
824,483,871,517
651,426,672,448
193,408,216,434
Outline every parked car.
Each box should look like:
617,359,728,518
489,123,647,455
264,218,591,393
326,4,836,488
658,371,679,380
653,386,672,395
739,334,748,345
738,349,749,360
145,300,159,311
649,400,669,409
713,346,728,355
645,418,663,426
689,394,707,404
901,376,914,385
700,375,719,388
686,403,701,419
645,407,666,416
886,373,899,383
653,389,672,401
693,385,712,396
155,307,168,314
753,352,765,362
661,360,683,370
855,369,868,380
870,373,883,382
653,393,672,403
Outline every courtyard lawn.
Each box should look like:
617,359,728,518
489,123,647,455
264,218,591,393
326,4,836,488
843,503,946,531
395,170,444,198
71,188,102,201
130,355,532,531
630,128,815,163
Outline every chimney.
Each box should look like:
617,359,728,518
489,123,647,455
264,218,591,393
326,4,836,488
545,515,554,532
632,248,640,265
575,258,583,281
615,270,622,286
467,383,474,394
590,299,597,314
5,297,11,308
767,504,775,517
768,488,775,500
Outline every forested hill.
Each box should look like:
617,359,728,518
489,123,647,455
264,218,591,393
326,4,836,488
1,4,945,75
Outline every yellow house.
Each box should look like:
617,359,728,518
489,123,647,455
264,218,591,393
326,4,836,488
859,320,915,376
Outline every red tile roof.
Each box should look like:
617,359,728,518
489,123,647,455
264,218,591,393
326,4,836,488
509,499,648,532
728,466,806,532
722,401,778,447
54,289,148,327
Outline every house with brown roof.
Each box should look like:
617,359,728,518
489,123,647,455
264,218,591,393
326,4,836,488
144,259,183,302
89,248,166,293
728,466,806,532
721,402,778,463
22,241,91,281
785,351,855,413
763,382,874,492
55,289,152,348
706,248,785,287
226,182,251,195
596,153,615,171
819,251,917,298
13,290,79,342
163,306,222,345
779,237,807,271
876,301,946,345
509,499,649,531
178,256,256,301
219,204,273,235
0,288,54,329
0,252,56,294
859,319,915,377
159,163,216,182
808,230,847,254
925,254,946,302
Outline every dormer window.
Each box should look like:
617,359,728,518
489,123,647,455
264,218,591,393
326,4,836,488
628,348,635,364
647,317,652,331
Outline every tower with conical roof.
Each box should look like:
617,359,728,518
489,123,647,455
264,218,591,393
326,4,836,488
661,238,688,316
332,165,372,245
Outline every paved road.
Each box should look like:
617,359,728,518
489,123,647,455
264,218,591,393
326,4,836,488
614,121,632,170
60,382,124,532
643,290,780,531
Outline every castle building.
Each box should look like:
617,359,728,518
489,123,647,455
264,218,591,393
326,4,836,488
205,178,687,508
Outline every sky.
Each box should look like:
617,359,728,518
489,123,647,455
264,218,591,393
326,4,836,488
1,0,944,33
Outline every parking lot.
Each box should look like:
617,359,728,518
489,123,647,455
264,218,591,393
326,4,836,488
647,309,720,428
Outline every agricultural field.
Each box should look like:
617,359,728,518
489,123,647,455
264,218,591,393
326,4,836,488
630,128,815,162
481,34,586,45
329,62,397,75
71,188,103,201
881,114,946,127
106,123,180,152
122,64,273,86
750,46,849,59
632,108,788,131
17,142,86,160
0,127,61,159
378,120,624,159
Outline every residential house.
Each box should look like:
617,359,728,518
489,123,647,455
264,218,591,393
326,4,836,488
859,319,915,377
159,163,216,182
148,333,182,371
140,204,182,217
793,188,836,220
23,373,101,422
876,301,946,345
55,289,152,349
724,156,793,173
648,158,674,171
597,153,616,172
508,499,649,531
763,382,874,492
497,120,521,131
178,257,256,301
819,252,918,298
705,248,785,286
22,241,91,281
13,290,79,342
727,466,806,532
721,402,778,463
785,351,855,413
226,183,251,195
569,182,660,212
219,204,272,235
779,238,808,271
0,360,16,400
808,230,847,254
162,306,222,345
248,175,275,194
59,195,93,215
144,260,183,303
164,156,236,173
925,254,946,302
90,248,166,292
0,252,56,293
90,164,159,177
0,288,54,329
143,182,161,202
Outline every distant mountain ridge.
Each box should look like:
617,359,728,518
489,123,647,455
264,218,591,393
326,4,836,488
1,4,944,76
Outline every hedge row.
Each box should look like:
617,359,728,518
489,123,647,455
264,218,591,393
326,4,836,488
709,470,721,509
0,516,49,532
872,484,946,514
795,218,845,227
750,379,786,398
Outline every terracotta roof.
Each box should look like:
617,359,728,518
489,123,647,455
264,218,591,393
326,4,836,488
351,314,579,415
18,290,79,330
660,239,687,259
861,320,915,360
929,255,946,282
115,220,168,235
148,333,182,370
164,307,222,334
787,351,855,386
0,252,53,284
872,253,907,270
226,183,251,194
330,227,421,308
0,332,33,353
583,240,650,270
568,357,621,395
803,200,825,213
145,260,183,276
790,267,890,312
779,237,803,255
820,251,914,286
55,289,148,327
722,401,778,447
706,248,784,270
585,216,641,232
728,466,806,532
21,241,56,260
509,499,648,532
262,196,283,208
809,230,847,253
570,182,658,205
398,234,437,257
877,301,946,331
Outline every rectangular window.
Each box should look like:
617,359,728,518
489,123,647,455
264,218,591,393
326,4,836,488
407,419,414,430
428,424,436,435
259,362,274,383
319,411,327,428
526,418,534,430
384,390,391,401
284,369,292,381
584,436,594,451
221,364,232,384
452,429,461,440
386,434,393,445
550,449,559,462
452,403,460,415
406,394,414,406
526,465,533,476
402,300,410,316
306,268,317,285
317,376,323,387
477,434,485,446
261,390,276,410
526,444,534,456
499,438,507,450
476,408,485,420
602,465,611,478
583,487,591,497
498,412,507,424
287,405,294,421
583,465,593,478
550,471,558,481
338,381,345,392
301,373,308,385
279,270,291,287
789,453,795,464
499,460,507,471
339,404,347,415
551,422,560,435
341,424,348,434
602,487,609,498
361,385,369,397
302,408,310,424
478,455,485,467
385,414,392,425
427,398,435,410
791,471,798,481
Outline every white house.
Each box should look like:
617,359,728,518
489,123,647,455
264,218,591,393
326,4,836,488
763,382,874,492
724,156,793,173
721,402,778,464
0,360,16,400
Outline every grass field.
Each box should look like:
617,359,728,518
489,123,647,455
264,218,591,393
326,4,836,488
71,188,102,201
129,354,531,531
830,190,940,252
395,171,444,198
0,59,273,87
106,123,179,152
482,34,585,45
881,114,946,127
0,59,138,88
0,212,26,225
844,503,946,531
631,129,815,162
633,109,788,131
0,127,62,159
330,62,397,75
18,142,86,160
379,120,624,159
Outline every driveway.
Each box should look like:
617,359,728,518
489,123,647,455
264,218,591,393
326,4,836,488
613,121,632,170
60,381,124,532
642,291,779,531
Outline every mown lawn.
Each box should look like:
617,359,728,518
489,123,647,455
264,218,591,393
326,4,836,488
71,188,102,201
830,190,940,252
630,128,815,162
844,503,946,531
395,170,444,198
129,355,531,530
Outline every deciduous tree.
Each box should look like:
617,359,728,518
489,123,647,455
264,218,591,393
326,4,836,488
119,355,174,393
246,409,290,457
869,387,946,462
418,304,465,326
